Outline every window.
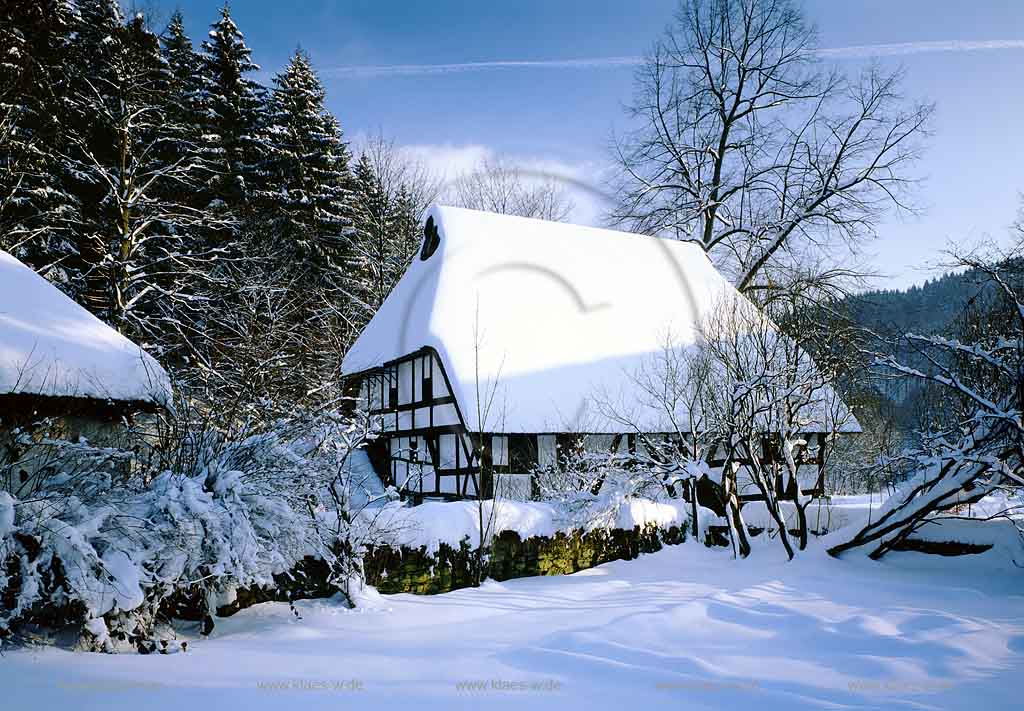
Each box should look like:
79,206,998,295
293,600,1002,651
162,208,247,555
414,354,432,402
438,433,457,469
537,434,557,468
508,434,537,473
420,216,441,260
491,435,509,466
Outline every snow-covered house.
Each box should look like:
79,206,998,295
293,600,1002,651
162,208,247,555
1,250,170,479
341,205,852,501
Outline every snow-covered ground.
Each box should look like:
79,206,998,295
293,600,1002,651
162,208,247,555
3,537,1022,710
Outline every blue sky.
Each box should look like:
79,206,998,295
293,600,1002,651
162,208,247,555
153,1,1024,289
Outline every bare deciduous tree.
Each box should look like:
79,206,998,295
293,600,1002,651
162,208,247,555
610,0,932,297
359,132,444,221
592,335,718,543
593,293,852,559
468,305,507,586
701,295,852,558
449,154,574,222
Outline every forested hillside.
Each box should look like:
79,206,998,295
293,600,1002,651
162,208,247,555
829,256,1024,443
844,268,992,339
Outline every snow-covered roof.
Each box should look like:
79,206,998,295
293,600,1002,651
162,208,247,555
0,250,171,407
342,205,854,433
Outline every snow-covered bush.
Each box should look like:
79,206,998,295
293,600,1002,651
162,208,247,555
0,406,385,651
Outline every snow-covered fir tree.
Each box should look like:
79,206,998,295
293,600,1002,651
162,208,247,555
159,10,207,184
161,11,198,112
389,184,424,281
260,49,356,269
198,3,268,212
350,152,425,312
218,48,365,406
350,152,390,308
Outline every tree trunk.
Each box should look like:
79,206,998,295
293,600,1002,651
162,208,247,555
721,458,751,558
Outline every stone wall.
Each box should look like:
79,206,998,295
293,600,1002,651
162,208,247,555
3,523,686,647
364,523,687,595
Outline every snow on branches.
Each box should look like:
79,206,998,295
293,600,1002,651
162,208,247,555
829,240,1024,559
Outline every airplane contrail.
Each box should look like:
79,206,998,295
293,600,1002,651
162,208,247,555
321,39,1024,78
319,56,643,78
815,39,1024,59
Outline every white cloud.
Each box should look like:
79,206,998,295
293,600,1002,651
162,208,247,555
400,143,494,183
399,143,613,227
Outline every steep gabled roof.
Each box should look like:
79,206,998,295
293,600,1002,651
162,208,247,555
342,205,853,433
0,250,171,408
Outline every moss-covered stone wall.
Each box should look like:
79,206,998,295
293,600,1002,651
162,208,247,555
364,523,687,595
3,523,686,647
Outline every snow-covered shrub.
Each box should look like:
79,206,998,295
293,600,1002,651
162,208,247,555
533,444,683,534
0,408,384,650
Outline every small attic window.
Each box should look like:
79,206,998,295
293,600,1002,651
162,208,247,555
420,216,440,261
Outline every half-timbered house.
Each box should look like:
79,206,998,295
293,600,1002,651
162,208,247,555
341,205,856,502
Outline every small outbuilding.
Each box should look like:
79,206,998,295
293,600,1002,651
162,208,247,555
1,250,171,489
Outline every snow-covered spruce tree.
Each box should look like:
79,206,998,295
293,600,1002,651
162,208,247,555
153,9,243,367
197,3,268,214
259,49,356,272
0,0,85,294
161,11,195,97
236,49,362,403
159,10,216,214
390,184,425,267
828,240,1024,559
349,154,426,313
350,152,392,310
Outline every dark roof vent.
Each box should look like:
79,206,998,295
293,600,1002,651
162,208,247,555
420,216,441,261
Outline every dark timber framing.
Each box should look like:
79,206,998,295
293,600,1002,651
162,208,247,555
345,347,834,505
352,346,484,500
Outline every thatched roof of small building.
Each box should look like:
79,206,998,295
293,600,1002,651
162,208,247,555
1,250,170,410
